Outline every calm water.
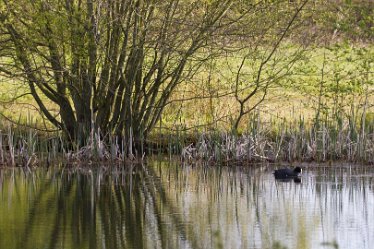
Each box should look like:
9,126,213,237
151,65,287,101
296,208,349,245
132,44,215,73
0,161,373,249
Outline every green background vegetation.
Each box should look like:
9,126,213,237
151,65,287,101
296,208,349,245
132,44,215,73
0,0,373,163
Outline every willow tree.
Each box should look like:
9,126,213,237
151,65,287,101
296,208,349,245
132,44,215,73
0,0,236,148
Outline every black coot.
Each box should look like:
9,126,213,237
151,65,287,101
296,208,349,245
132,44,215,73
274,166,302,179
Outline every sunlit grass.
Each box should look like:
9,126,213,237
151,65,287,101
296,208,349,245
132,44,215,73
0,44,373,164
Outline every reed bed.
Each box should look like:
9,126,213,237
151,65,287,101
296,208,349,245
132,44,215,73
0,108,373,166
0,124,136,167
181,111,374,165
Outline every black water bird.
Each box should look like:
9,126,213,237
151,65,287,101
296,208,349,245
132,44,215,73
274,166,302,179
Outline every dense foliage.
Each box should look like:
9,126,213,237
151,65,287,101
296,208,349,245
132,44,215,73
0,0,372,156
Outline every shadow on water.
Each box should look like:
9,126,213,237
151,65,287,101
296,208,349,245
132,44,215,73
0,163,207,249
0,162,374,249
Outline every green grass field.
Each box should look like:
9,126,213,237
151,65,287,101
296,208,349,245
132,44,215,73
0,43,373,164
161,44,374,132
0,43,373,133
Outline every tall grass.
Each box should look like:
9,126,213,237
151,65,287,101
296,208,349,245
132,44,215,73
0,121,131,166
0,107,373,166
181,109,374,165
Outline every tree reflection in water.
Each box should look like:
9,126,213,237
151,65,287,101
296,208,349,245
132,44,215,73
0,164,205,249
0,163,374,249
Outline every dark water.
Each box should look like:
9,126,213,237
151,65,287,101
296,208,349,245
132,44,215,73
0,161,373,249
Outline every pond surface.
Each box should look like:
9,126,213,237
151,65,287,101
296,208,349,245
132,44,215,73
0,160,373,249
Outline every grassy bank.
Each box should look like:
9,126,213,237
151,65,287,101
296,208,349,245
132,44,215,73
180,109,374,165
0,44,373,166
0,106,373,166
